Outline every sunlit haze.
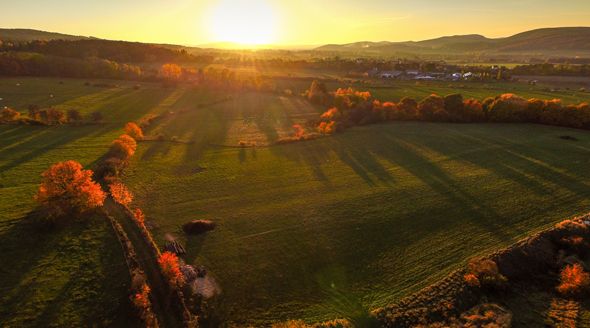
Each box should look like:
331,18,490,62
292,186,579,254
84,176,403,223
2,0,590,47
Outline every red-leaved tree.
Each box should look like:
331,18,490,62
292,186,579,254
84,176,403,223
109,181,133,206
158,252,184,288
125,122,144,140
35,160,106,220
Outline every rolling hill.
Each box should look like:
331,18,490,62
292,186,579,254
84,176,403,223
316,27,590,56
0,28,91,42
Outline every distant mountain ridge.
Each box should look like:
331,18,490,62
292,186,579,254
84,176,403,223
0,28,91,42
316,27,590,56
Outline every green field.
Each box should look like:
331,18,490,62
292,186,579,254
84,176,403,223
3,77,590,326
0,77,180,327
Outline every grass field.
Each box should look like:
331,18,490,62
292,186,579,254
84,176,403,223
0,77,183,327
125,118,590,325
3,77,590,326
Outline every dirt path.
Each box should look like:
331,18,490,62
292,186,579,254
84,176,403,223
104,199,186,328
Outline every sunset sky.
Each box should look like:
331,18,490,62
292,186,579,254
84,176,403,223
2,0,590,47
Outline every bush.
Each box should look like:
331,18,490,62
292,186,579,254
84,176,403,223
35,160,106,220
318,121,336,134
487,94,528,122
67,109,83,124
418,94,446,121
109,134,137,161
125,122,144,140
464,258,507,289
109,181,133,205
183,220,216,235
0,107,20,123
557,263,590,296
158,252,184,288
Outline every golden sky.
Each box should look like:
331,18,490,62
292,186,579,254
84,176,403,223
2,0,590,47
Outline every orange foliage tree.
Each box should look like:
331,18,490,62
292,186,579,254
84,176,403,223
109,182,133,206
557,263,590,296
159,63,182,81
0,107,20,123
158,252,184,287
464,258,507,288
125,122,144,140
318,121,336,134
134,208,145,226
292,124,305,139
35,160,106,219
110,134,137,161
133,283,151,311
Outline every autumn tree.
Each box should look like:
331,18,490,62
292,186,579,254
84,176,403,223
306,80,329,105
0,107,20,123
109,181,133,206
35,160,106,220
318,121,336,134
134,208,146,226
125,122,144,140
444,94,465,121
292,124,305,139
557,263,590,296
463,99,485,122
67,109,83,124
109,134,137,161
397,97,418,120
159,63,182,81
158,252,184,288
418,94,447,121
464,258,507,289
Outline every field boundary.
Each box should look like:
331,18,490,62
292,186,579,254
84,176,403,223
374,213,590,327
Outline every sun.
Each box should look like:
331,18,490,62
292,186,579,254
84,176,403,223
206,0,278,46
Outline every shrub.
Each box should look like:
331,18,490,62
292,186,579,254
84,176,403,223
109,134,137,161
464,273,480,287
35,160,106,220
397,97,418,120
557,263,590,296
487,94,528,122
133,283,151,312
444,94,465,121
67,109,83,124
125,122,144,140
272,320,310,328
464,258,507,288
0,107,20,123
320,107,341,121
182,220,216,235
133,208,145,226
318,121,336,134
463,99,485,122
158,252,184,288
418,94,446,121
306,80,330,105
293,124,306,139
109,182,133,206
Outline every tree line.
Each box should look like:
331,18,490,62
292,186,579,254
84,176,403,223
306,81,590,134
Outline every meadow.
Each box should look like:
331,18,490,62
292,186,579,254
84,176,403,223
2,77,590,326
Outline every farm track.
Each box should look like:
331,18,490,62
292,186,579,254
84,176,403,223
104,199,185,328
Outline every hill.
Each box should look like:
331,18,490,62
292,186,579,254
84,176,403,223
315,27,590,56
0,28,90,42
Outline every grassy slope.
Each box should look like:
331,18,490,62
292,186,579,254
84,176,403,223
0,77,184,327
125,105,590,326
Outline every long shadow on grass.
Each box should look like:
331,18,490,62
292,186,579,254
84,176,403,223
444,126,590,197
